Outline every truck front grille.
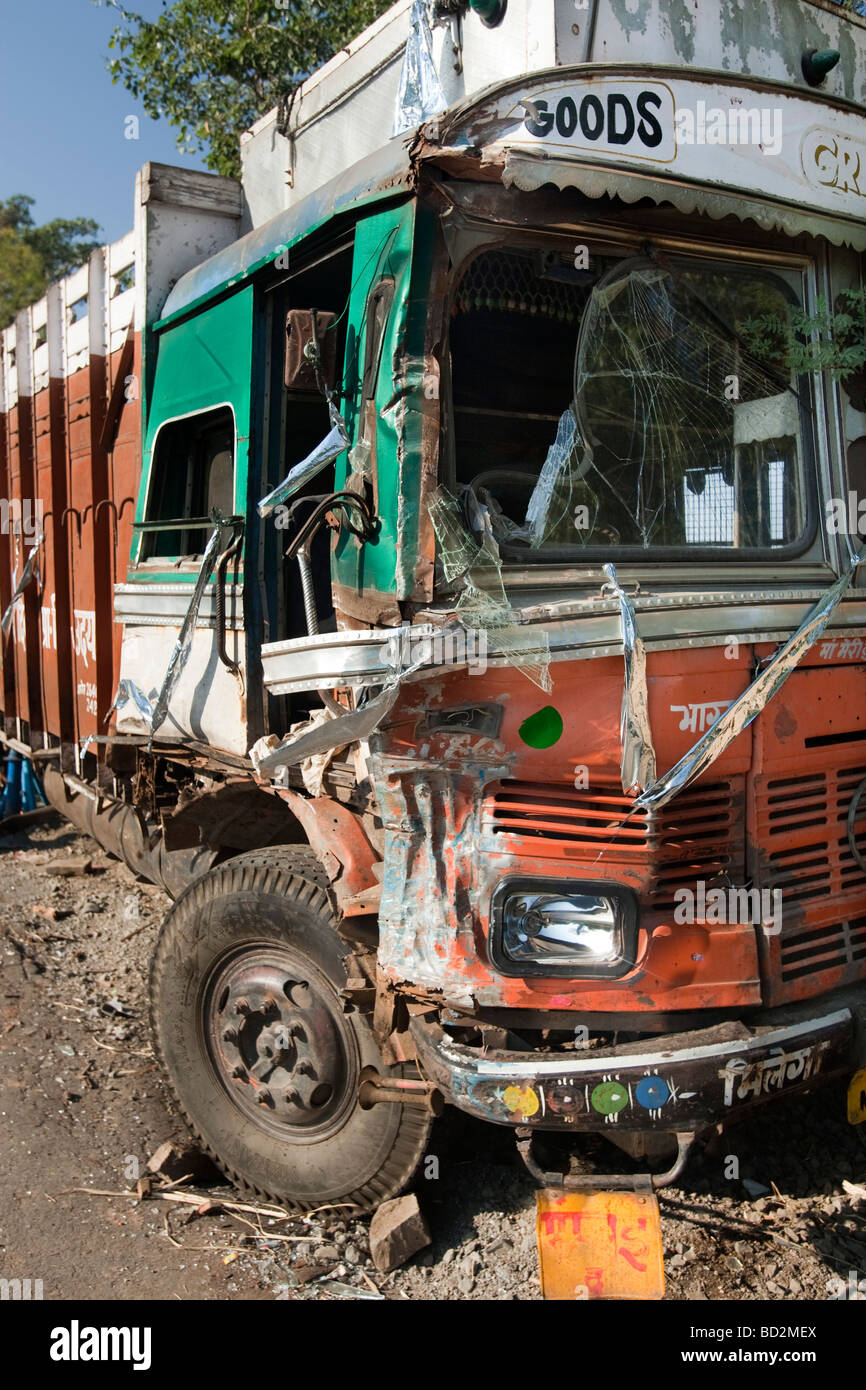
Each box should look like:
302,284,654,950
753,764,866,1002
484,778,743,909
485,767,866,1004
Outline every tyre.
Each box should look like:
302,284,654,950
150,848,431,1211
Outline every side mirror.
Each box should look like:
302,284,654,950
284,308,338,394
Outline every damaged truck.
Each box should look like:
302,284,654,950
2,0,866,1283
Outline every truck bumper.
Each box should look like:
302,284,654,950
409,992,865,1132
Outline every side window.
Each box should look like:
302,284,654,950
141,406,235,560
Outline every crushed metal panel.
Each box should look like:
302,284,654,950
258,404,350,517
275,789,381,908
369,744,514,1011
149,523,225,737
332,203,421,615
260,618,546,698
261,627,402,695
251,633,433,776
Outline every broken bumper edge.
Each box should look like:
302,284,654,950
409,998,861,1132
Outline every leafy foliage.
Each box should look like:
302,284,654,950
103,0,391,179
0,196,102,330
0,232,46,331
739,289,866,381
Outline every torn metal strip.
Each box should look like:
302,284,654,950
258,405,350,518
253,688,397,776
392,0,446,138
1,542,41,636
636,554,864,811
149,525,225,740
602,563,656,795
251,709,343,793
106,678,155,727
252,639,433,777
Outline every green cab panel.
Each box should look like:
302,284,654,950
129,286,254,579
333,200,434,612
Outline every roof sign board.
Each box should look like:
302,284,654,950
477,73,866,234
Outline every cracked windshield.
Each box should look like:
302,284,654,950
449,245,808,555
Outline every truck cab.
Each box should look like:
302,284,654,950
3,0,865,1254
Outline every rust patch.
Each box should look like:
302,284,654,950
276,789,381,913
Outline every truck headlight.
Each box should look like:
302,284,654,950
491,879,637,978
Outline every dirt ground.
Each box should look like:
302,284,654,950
1,816,865,1303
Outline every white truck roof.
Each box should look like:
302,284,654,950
239,0,866,230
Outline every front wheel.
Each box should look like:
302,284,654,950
149,849,431,1211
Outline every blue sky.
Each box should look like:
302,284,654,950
0,0,208,245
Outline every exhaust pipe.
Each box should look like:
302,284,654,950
358,1066,444,1115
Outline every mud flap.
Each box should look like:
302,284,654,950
536,1187,665,1301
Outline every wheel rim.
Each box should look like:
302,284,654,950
201,944,358,1144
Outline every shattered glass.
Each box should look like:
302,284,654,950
428,484,552,692
525,406,599,548
571,264,802,550
450,250,806,554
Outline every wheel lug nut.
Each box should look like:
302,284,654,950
234,997,251,1016
284,1088,300,1105
257,1088,272,1106
295,1060,315,1077
289,1022,304,1038
222,1027,238,1043
231,1064,246,1079
262,994,277,1013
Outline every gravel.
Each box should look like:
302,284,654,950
1,818,864,1302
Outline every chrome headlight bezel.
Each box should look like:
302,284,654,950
489,877,639,979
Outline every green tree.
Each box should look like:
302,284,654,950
0,231,46,330
103,0,392,179
0,197,102,330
